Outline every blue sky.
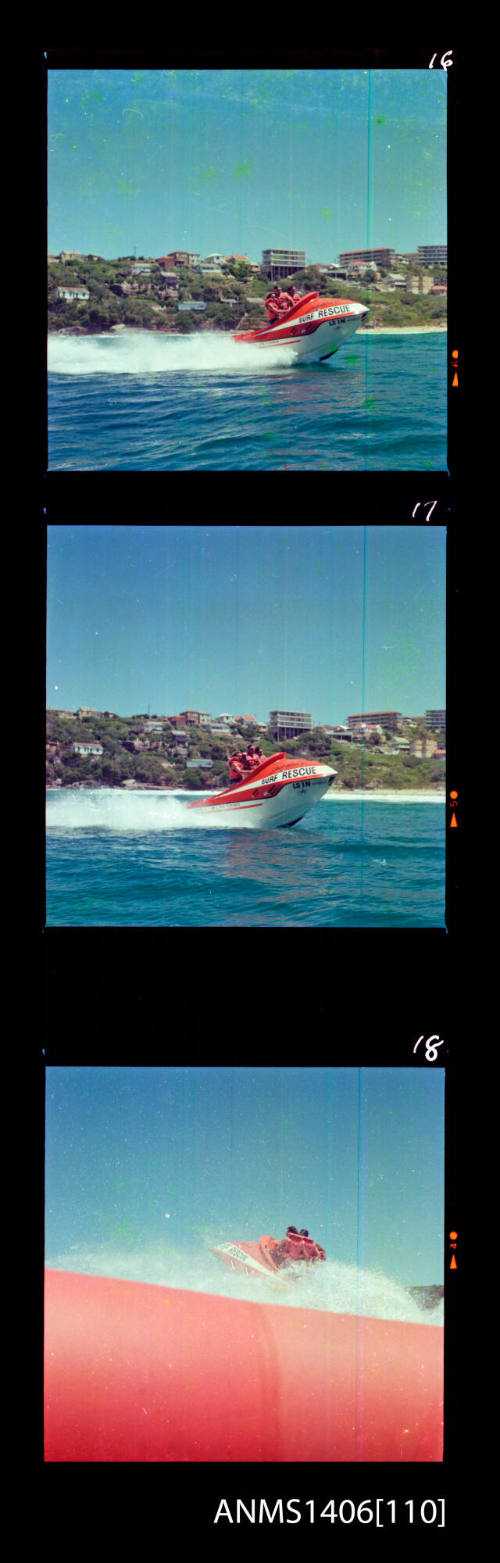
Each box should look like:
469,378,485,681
47,69,447,261
45,1067,445,1289
46,525,446,725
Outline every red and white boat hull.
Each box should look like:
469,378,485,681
234,293,368,363
184,752,336,829
211,1240,291,1289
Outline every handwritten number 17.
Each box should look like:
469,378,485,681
412,501,437,521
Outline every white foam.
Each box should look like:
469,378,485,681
48,328,297,376
45,787,256,831
45,1241,443,1325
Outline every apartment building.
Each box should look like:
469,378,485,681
339,248,395,268
425,710,446,732
348,711,402,733
269,710,312,741
417,245,447,265
262,249,307,279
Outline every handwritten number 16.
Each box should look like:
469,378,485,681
429,51,453,70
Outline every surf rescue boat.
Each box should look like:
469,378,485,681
184,751,336,828
233,291,368,363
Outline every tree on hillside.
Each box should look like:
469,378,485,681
233,261,251,281
202,280,223,301
302,729,332,756
175,312,196,332
122,298,157,327
209,302,239,328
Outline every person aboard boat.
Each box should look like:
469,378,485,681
264,284,304,322
227,749,244,781
226,745,266,781
264,285,292,320
268,1226,326,1268
227,745,259,779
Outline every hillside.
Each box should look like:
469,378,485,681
48,257,447,336
46,711,446,793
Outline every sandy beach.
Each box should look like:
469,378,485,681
362,325,446,335
326,790,445,803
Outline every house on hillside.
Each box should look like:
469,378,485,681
71,742,103,756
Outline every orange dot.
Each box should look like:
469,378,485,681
452,349,458,359
450,790,458,800
449,1231,457,1240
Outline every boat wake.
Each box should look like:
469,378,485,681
45,1241,443,1325
47,328,300,376
46,788,264,832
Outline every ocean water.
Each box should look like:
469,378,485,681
45,789,445,926
47,328,447,470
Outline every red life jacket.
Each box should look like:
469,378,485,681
259,1235,280,1266
267,1237,295,1267
283,1230,307,1261
263,1232,327,1268
285,1232,326,1263
228,758,243,781
265,298,282,320
302,1235,323,1262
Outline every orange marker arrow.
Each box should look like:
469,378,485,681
452,372,458,387
450,1254,457,1269
450,812,458,828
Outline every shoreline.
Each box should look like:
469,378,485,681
47,785,445,802
361,325,446,335
49,322,447,341
326,789,445,802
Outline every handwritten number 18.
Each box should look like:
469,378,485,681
413,1035,445,1062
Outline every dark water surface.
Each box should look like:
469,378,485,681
48,329,447,471
46,790,445,926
